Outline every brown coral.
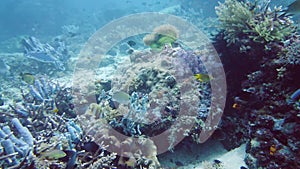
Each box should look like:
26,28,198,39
153,24,179,39
143,24,179,49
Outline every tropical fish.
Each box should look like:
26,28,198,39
287,0,300,14
269,144,277,155
194,73,212,82
20,73,35,84
40,149,66,160
53,108,59,113
232,103,241,109
127,40,136,47
82,141,99,153
112,91,130,104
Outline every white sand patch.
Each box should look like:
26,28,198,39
159,139,247,169
216,144,246,169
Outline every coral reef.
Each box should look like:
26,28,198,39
0,76,119,168
76,40,216,167
17,77,76,119
214,1,300,168
216,0,296,52
240,49,300,168
110,44,213,143
79,104,160,169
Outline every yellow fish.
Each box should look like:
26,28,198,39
270,144,277,155
53,108,59,113
232,103,241,110
194,73,213,82
20,73,35,84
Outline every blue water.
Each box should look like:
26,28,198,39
0,0,220,43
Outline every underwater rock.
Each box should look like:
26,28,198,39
255,114,275,129
214,1,300,168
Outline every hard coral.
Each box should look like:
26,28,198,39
215,0,253,45
216,0,296,51
247,6,296,43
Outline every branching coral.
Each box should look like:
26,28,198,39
216,0,296,51
215,0,253,45
0,118,33,167
0,77,101,168
247,6,296,43
17,77,76,119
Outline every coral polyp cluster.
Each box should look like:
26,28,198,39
143,24,179,51
216,0,296,51
215,0,253,45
